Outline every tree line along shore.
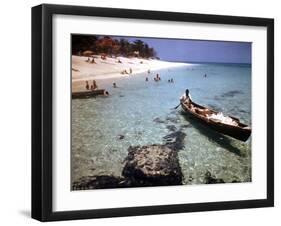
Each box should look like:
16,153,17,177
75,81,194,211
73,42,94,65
72,35,158,59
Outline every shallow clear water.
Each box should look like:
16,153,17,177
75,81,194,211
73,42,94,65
72,63,251,186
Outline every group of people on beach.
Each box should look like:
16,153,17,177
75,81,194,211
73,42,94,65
121,68,133,75
85,80,98,90
85,57,96,64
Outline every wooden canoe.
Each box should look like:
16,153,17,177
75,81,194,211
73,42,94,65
72,89,106,99
180,100,251,141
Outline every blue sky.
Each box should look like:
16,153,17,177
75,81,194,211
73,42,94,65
116,36,251,64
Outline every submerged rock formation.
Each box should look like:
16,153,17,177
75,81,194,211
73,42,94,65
153,117,165,124
166,125,177,132
72,175,130,190
73,143,184,190
204,171,225,184
122,144,183,186
163,130,186,150
72,126,186,190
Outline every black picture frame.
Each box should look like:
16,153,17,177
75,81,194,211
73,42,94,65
32,4,274,222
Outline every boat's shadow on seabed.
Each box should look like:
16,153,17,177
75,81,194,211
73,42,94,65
179,111,245,157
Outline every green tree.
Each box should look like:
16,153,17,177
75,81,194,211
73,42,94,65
133,39,144,57
119,38,131,56
71,35,98,55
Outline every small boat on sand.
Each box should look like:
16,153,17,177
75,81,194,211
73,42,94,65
180,99,251,141
72,89,107,99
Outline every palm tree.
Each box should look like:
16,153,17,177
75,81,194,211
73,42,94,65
119,38,131,56
148,47,157,58
112,39,121,56
133,40,145,57
143,44,150,58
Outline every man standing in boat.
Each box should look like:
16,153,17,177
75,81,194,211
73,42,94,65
180,89,192,106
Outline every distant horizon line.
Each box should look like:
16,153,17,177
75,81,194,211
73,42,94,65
165,60,251,65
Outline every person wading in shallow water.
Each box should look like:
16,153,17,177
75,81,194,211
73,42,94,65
85,81,89,90
91,80,98,90
154,73,161,81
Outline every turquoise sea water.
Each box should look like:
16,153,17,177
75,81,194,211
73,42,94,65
72,63,251,186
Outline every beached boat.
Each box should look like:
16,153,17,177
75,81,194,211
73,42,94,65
180,99,251,141
72,89,106,99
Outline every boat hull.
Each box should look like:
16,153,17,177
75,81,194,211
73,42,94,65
181,101,251,142
72,89,106,99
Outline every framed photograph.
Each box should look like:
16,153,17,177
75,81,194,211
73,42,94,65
32,4,274,221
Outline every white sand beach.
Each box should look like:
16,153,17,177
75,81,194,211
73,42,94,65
72,55,189,92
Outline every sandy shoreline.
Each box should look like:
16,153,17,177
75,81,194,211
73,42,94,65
72,55,190,92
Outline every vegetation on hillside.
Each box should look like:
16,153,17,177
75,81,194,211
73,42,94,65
72,35,157,59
